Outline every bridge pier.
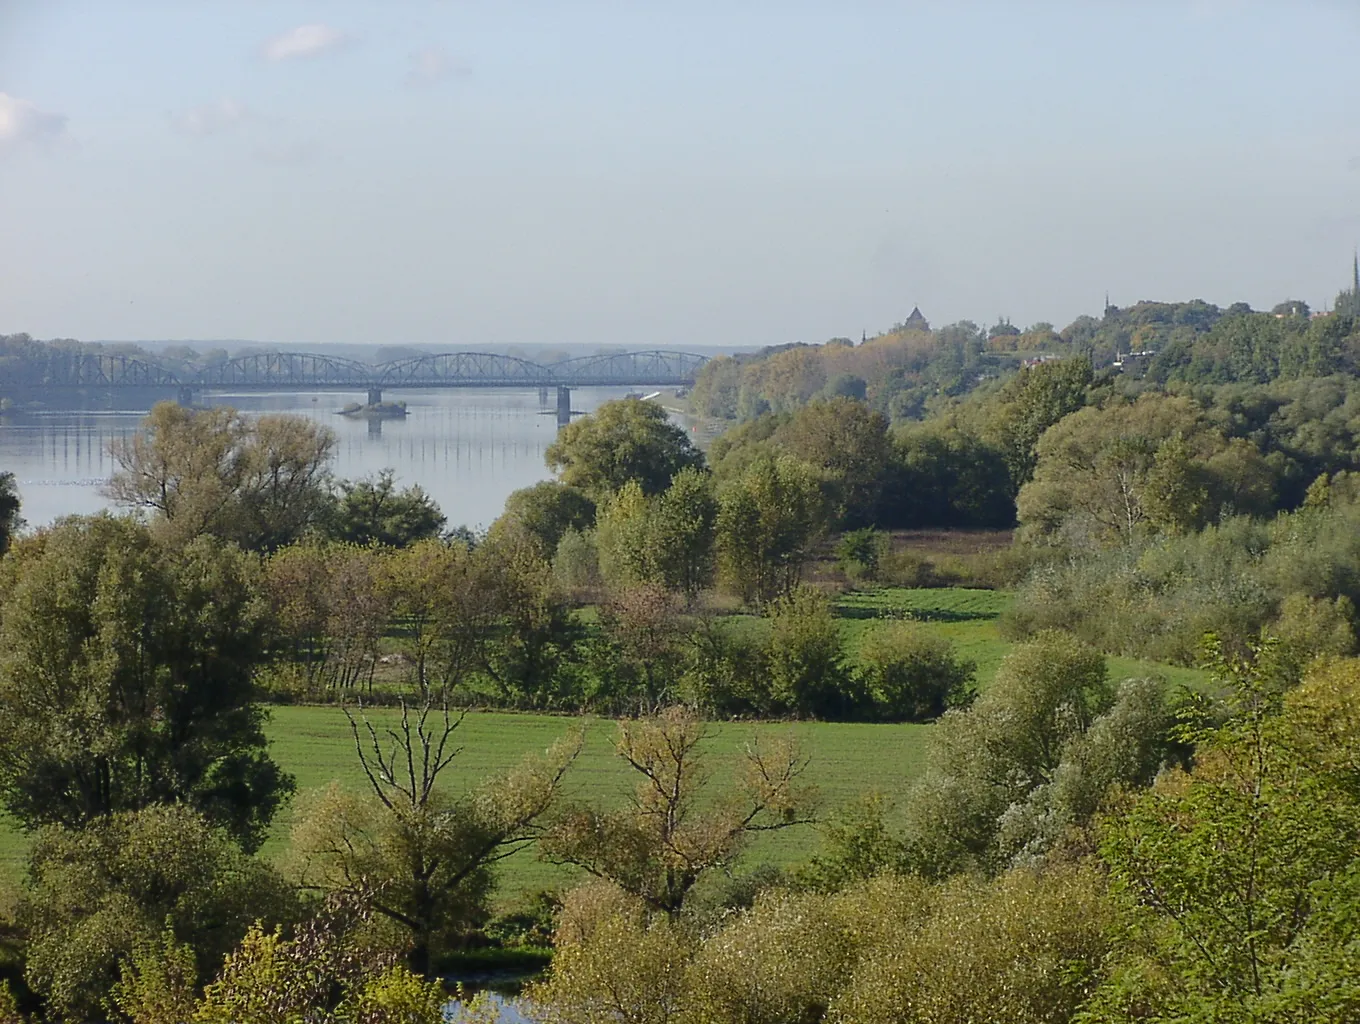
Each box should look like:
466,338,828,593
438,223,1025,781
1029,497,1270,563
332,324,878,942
367,388,383,406
176,386,196,406
556,386,572,427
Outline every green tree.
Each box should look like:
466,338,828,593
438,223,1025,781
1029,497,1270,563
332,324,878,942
142,895,450,1024
1090,650,1360,1022
765,586,854,719
836,527,889,580
0,472,20,556
985,356,1093,488
0,516,292,850
545,398,705,500
776,398,895,527
293,699,580,977
19,805,297,1022
377,539,497,697
495,481,596,555
901,631,1112,875
689,355,743,420
323,469,446,548
892,423,1015,528
646,467,718,599
716,455,825,607
595,469,717,600
106,402,336,551
476,532,583,707
1017,394,1250,546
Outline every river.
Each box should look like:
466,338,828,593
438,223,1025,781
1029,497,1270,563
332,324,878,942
0,386,681,529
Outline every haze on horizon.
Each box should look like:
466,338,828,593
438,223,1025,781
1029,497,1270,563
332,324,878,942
1,1,1358,350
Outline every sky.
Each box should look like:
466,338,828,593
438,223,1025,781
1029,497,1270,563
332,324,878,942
1,0,1359,349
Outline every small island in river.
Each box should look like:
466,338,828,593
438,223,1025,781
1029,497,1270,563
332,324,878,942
338,400,409,419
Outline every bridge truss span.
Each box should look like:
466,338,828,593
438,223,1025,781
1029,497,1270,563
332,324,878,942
5,353,185,389
195,352,373,389
549,349,709,387
376,352,551,387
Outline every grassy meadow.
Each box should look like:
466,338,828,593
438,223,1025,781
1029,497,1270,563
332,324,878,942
0,586,1206,904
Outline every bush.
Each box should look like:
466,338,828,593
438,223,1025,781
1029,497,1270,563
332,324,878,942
765,587,857,718
837,528,889,581
855,622,975,721
20,805,298,1022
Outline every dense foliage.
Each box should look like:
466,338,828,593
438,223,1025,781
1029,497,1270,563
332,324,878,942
10,281,1360,1021
0,516,292,850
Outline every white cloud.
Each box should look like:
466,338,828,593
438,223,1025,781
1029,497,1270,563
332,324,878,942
171,98,250,137
406,45,468,86
0,93,68,152
261,23,349,62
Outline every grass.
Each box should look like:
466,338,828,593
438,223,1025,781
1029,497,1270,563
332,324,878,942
262,705,931,903
0,707,932,906
0,585,1207,902
835,588,1209,694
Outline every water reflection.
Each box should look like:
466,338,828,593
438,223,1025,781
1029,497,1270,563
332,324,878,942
0,386,664,529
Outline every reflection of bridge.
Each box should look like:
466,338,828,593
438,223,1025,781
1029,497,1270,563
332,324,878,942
0,349,709,420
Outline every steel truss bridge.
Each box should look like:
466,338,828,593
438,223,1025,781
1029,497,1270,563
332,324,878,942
0,350,709,401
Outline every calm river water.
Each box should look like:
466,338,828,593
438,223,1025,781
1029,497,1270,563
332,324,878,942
0,386,675,529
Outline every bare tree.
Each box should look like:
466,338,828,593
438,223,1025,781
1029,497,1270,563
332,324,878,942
541,706,815,918
292,697,581,976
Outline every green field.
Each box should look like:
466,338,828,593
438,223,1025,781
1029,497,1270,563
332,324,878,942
0,709,932,905
0,587,1206,903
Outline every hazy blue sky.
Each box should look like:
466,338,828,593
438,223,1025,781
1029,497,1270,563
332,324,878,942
2,1,1358,348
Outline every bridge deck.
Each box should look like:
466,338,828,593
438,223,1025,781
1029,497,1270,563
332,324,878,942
0,349,709,391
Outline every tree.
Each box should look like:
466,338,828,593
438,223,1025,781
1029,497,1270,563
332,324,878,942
646,467,718,599
900,631,1113,876
591,584,688,713
984,356,1093,488
545,398,705,500
377,538,497,697
1271,298,1311,318
0,472,20,556
541,707,815,918
117,894,449,1024
716,455,826,607
106,402,336,551
476,532,583,707
19,805,297,1022
764,586,854,719
775,398,895,527
0,516,292,850
323,469,446,548
1090,648,1360,1021
1016,393,1253,547
292,698,580,976
495,481,596,555
595,469,717,600
892,424,1015,528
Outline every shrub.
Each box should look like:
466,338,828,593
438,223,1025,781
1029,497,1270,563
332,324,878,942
836,528,889,581
765,587,857,718
20,805,298,1022
855,622,976,721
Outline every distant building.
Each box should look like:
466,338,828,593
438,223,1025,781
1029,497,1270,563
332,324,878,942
901,306,931,333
